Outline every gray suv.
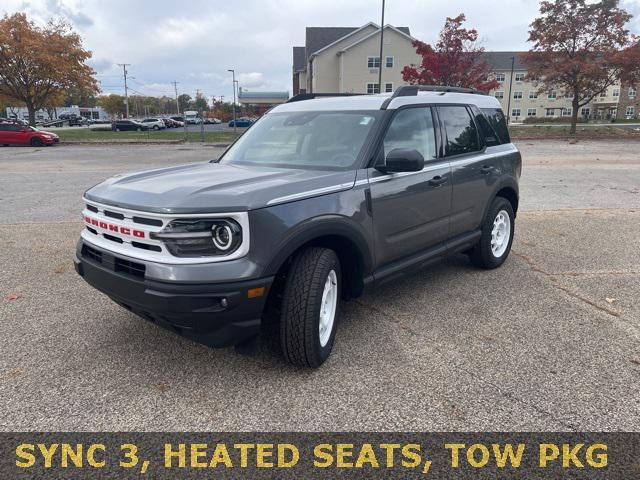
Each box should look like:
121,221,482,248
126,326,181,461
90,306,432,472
75,86,521,367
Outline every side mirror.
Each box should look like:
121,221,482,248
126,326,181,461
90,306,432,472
378,148,424,173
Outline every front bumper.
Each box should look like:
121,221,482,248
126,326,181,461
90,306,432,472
74,241,273,348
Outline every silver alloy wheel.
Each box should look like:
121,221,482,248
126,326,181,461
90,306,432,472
318,269,338,347
491,209,511,258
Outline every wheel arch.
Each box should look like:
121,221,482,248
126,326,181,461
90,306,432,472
264,217,373,300
490,177,519,217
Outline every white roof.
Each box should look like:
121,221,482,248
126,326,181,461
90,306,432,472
271,91,502,113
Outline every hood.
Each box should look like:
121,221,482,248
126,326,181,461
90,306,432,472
84,162,357,213
38,130,58,137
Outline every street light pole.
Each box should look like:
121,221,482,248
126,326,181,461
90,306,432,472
506,56,515,124
228,69,237,133
377,0,385,94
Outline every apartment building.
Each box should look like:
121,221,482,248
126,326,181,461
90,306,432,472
482,52,635,121
292,27,638,121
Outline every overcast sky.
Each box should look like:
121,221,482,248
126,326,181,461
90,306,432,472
3,0,640,102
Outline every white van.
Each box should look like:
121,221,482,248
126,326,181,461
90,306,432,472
183,110,202,125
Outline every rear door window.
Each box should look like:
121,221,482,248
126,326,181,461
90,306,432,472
438,106,480,156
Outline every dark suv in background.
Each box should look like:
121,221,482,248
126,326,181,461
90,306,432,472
75,86,521,367
111,119,149,132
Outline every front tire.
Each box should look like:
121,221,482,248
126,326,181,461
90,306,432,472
469,197,515,269
30,137,43,147
280,247,341,368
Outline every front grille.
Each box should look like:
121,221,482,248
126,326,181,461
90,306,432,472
82,199,248,265
115,258,146,278
82,244,102,263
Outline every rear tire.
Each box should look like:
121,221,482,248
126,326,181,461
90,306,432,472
153,125,159,130
280,247,341,368
469,197,515,269
30,137,43,147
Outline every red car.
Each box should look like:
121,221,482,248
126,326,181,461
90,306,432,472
0,122,59,146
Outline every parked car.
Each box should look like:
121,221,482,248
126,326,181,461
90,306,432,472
161,118,176,128
0,122,59,146
75,86,520,367
228,117,254,127
111,119,149,132
169,116,185,127
204,117,222,124
140,118,166,130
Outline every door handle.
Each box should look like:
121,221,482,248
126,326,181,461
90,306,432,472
428,175,447,187
480,165,493,175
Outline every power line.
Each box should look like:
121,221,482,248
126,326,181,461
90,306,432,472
128,77,173,95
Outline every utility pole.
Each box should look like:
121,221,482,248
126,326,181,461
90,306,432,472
228,69,237,133
117,63,130,118
506,56,515,124
377,0,385,94
171,81,180,115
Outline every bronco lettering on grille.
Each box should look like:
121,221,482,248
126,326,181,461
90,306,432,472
84,216,145,238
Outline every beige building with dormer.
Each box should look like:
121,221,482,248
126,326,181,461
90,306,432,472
292,27,639,121
292,23,420,96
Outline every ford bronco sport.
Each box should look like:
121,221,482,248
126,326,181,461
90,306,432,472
75,85,521,367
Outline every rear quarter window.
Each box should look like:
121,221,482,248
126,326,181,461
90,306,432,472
481,108,510,144
438,106,480,156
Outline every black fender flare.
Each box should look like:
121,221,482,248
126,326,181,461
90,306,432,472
263,215,374,277
482,175,520,222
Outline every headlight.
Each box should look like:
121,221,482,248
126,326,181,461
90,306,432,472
151,219,242,257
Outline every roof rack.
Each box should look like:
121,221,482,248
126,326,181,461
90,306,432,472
392,85,484,97
286,92,366,103
379,85,485,109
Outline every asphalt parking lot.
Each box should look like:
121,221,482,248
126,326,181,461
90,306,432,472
0,140,638,431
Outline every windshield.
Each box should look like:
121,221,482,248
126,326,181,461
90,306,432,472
220,111,381,170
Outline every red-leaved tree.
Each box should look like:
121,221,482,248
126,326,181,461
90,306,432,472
523,0,640,134
401,14,499,92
